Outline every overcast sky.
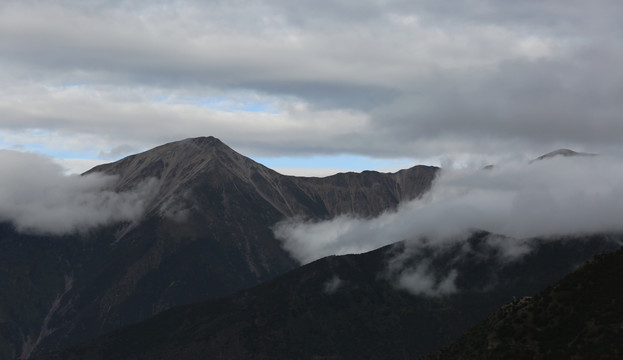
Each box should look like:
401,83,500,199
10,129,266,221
2,0,622,174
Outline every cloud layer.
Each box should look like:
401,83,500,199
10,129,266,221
274,154,623,260
2,1,623,165
0,150,156,235
275,154,623,295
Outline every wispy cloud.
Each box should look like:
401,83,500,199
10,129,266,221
0,150,156,235
274,154,623,294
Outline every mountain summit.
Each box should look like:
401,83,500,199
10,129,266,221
2,136,438,358
86,137,264,213
88,136,438,220
533,148,597,162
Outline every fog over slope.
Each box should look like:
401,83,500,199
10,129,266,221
0,150,157,234
275,154,623,294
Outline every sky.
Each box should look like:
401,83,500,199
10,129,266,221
2,0,623,175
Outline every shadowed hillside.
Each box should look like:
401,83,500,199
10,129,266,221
36,232,621,360
424,245,623,359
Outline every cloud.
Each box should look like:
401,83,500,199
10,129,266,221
274,154,623,295
0,150,156,235
398,263,458,296
395,261,458,297
380,232,536,297
323,275,344,295
2,0,623,165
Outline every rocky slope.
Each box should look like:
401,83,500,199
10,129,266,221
423,244,623,360
86,136,436,219
0,136,437,359
36,232,622,360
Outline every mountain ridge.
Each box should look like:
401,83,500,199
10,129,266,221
423,244,623,359
532,148,597,162
1,136,439,359
3,138,612,359
87,136,438,221
35,233,622,360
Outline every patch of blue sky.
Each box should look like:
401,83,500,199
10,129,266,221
153,95,279,114
236,100,278,113
59,82,86,88
194,96,279,113
0,138,97,160
22,143,99,160
0,139,15,151
152,95,171,103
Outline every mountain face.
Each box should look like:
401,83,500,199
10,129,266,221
86,136,436,219
424,245,623,360
35,232,621,360
0,137,438,359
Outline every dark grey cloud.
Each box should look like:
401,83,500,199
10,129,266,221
1,0,623,165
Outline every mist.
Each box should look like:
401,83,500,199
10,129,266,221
0,150,156,235
274,154,623,295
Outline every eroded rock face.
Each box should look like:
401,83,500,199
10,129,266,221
3,136,438,358
87,136,437,219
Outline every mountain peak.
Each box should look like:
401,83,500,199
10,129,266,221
533,148,597,162
178,136,224,149
146,136,232,158
87,136,252,180
84,136,269,214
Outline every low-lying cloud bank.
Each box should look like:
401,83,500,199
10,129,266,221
274,154,623,295
0,150,156,235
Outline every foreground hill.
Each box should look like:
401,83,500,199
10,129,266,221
423,244,623,360
37,232,621,360
0,137,437,359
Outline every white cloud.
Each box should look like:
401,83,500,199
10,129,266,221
395,264,458,297
3,0,623,165
274,155,623,265
53,158,106,175
0,150,157,234
323,276,344,294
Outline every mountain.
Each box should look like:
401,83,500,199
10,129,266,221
0,137,438,359
423,244,623,360
35,232,622,360
86,137,437,218
532,148,597,162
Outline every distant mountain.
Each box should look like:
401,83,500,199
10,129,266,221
36,232,622,360
532,148,597,162
0,137,438,359
423,244,623,360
